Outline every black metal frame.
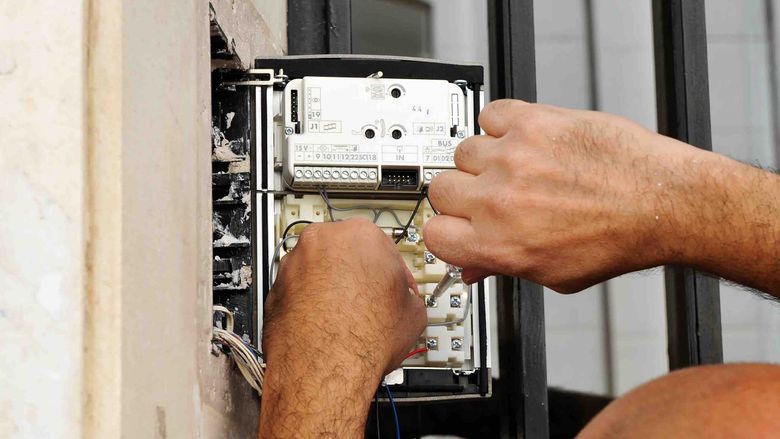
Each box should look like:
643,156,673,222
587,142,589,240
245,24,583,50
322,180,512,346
288,0,352,55
652,0,723,370
488,1,550,438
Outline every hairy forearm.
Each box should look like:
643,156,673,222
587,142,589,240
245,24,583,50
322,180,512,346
659,137,780,295
258,309,389,439
259,355,381,438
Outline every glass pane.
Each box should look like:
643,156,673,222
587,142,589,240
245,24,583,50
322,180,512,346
352,0,431,57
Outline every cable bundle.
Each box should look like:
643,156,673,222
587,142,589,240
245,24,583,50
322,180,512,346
213,305,265,394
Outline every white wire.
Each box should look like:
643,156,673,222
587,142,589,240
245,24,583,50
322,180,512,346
213,328,265,393
213,307,265,395
269,234,300,288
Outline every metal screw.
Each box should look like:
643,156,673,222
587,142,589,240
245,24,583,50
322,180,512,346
456,130,465,138
426,338,438,350
450,295,462,308
406,230,419,244
451,338,463,350
425,295,437,308
284,127,294,135
424,251,436,264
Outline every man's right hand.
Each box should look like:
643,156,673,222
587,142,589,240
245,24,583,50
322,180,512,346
424,99,780,294
260,218,427,438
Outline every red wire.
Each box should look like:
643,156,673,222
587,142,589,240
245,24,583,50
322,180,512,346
403,347,428,361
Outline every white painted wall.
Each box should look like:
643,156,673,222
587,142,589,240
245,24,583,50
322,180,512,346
0,1,87,437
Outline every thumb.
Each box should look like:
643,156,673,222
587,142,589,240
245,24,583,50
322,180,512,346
462,267,492,285
423,215,482,269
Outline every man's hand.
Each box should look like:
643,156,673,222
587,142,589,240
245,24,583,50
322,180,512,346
259,218,426,438
424,99,780,294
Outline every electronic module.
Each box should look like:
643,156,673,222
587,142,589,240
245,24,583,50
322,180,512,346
212,55,491,401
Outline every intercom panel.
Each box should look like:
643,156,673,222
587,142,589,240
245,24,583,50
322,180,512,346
249,55,491,401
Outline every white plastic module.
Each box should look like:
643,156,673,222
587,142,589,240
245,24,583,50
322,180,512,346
281,76,469,191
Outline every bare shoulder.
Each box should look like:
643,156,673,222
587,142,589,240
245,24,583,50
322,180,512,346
579,364,780,439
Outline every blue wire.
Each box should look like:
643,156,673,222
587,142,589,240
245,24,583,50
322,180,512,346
384,384,400,439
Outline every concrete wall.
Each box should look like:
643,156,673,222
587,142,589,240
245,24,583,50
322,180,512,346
119,1,219,437
0,1,87,436
1,0,285,437
116,1,286,436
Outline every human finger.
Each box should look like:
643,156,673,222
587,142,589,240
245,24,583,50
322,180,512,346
427,170,478,219
423,214,483,269
461,267,492,285
478,99,528,137
454,135,501,175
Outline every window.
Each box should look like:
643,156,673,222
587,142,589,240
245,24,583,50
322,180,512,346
352,0,432,57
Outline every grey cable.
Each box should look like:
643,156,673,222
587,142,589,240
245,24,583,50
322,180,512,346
373,207,406,227
318,187,407,227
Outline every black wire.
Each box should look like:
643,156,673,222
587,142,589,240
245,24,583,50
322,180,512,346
282,220,313,251
374,392,381,439
425,192,439,215
394,188,428,244
242,340,264,361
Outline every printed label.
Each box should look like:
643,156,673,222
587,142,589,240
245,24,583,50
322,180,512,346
307,87,321,115
413,123,448,136
293,144,378,163
381,145,418,163
423,139,457,164
369,84,385,100
320,121,342,133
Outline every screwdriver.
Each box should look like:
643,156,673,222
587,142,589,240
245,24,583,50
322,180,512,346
426,264,463,307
